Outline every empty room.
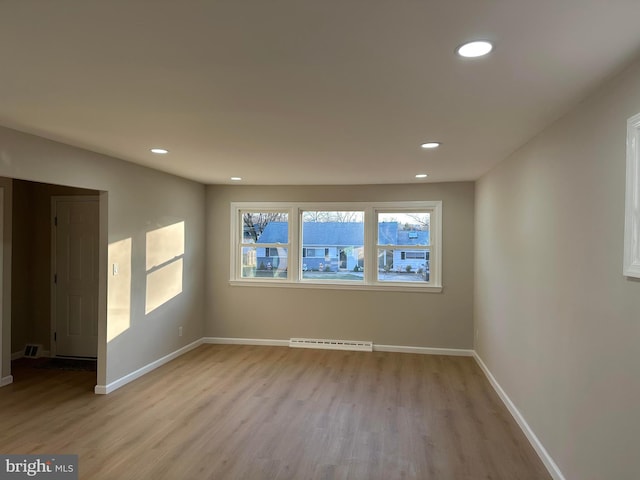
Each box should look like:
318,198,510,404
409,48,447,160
1,1,639,479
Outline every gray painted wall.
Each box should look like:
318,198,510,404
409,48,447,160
7,50,638,476
206,183,475,348
475,58,640,479
0,126,206,385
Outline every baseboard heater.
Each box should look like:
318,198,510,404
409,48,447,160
289,338,373,352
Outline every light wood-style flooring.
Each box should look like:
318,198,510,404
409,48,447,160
0,345,551,479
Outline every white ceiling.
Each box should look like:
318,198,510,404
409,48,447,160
2,0,640,185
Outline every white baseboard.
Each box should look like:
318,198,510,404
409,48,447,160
86,336,560,480
203,337,289,347
203,337,473,356
94,339,203,395
11,349,50,360
473,352,565,480
374,344,474,356
1,375,14,387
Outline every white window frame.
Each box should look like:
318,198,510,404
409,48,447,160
624,112,640,277
230,201,442,292
234,207,291,281
373,206,438,286
300,208,365,285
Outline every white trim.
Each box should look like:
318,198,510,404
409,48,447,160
203,337,289,347
0,375,13,387
94,339,203,395
374,344,473,356
624,113,640,277
203,337,471,356
473,352,566,480
230,201,443,290
373,203,442,288
11,349,51,360
228,279,442,293
87,335,563,480
0,187,3,389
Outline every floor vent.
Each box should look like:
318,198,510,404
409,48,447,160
23,344,43,358
289,338,373,352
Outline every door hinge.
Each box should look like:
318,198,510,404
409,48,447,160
54,273,57,284
54,332,57,342
54,216,58,226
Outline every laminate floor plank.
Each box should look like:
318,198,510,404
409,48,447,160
0,345,550,479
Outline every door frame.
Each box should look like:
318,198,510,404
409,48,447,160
0,187,5,384
50,195,100,358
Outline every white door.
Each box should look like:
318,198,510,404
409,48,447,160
52,196,99,358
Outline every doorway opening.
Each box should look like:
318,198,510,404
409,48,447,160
10,180,102,385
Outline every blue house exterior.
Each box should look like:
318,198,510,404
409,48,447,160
249,222,289,273
301,222,365,272
254,221,429,274
254,221,364,272
379,223,430,273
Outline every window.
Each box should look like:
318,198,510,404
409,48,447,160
301,211,364,281
238,211,289,279
230,202,442,291
377,211,430,282
402,252,426,260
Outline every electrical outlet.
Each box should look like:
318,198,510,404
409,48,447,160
178,326,183,337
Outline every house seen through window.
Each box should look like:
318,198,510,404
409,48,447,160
241,211,288,278
301,211,365,281
232,202,442,291
377,212,430,282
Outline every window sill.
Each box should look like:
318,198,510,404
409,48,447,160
228,280,443,293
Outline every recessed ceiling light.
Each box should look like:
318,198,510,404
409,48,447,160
230,177,242,181
421,142,441,149
456,41,493,58
415,174,428,178
150,148,169,154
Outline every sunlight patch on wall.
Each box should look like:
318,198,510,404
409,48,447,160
108,237,132,342
146,258,183,314
146,221,185,270
145,221,185,315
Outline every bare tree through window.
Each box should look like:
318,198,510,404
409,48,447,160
242,212,288,242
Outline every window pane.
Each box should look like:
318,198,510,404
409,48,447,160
242,246,288,278
377,212,430,246
301,211,364,281
377,249,429,282
242,212,288,244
